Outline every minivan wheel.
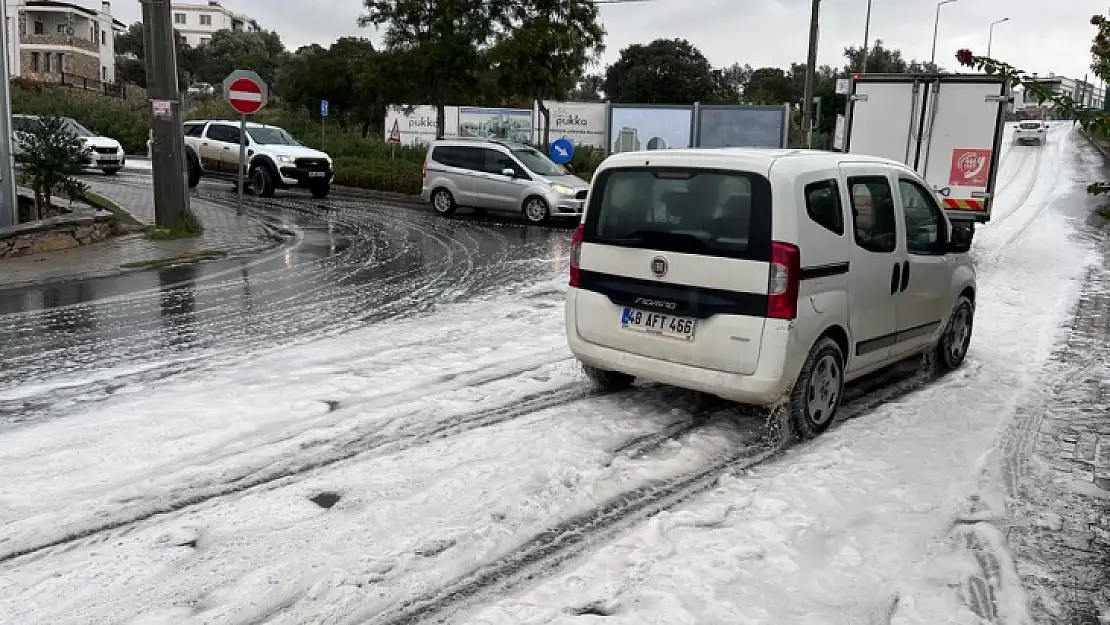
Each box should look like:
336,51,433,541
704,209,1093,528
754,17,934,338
582,364,635,392
522,196,550,224
431,188,456,216
936,295,974,371
788,337,845,440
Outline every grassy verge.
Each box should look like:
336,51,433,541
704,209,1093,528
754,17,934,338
148,209,203,240
82,191,142,226
120,250,227,270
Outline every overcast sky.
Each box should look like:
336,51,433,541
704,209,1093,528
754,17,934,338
114,0,1105,84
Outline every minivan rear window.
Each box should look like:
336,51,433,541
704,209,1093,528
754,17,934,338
1019,122,1042,129
582,167,772,261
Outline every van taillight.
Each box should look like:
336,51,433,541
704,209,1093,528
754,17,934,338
422,159,427,179
569,225,583,287
767,241,800,319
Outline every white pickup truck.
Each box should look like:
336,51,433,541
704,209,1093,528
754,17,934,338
1012,120,1048,146
182,119,335,198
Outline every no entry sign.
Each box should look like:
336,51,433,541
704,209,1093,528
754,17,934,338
222,69,268,115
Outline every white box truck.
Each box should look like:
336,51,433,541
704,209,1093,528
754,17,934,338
844,73,1009,227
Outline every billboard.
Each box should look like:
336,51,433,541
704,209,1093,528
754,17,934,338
696,105,789,149
384,105,459,146
608,106,694,154
458,107,533,143
533,101,607,148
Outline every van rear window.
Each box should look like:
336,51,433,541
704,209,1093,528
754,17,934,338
1018,122,1042,129
582,167,772,261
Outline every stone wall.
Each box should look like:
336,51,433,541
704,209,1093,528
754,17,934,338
0,211,116,259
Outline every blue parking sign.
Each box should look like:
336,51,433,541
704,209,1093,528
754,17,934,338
549,137,573,164
321,99,329,117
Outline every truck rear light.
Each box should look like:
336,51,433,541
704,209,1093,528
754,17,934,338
767,241,800,319
569,225,583,287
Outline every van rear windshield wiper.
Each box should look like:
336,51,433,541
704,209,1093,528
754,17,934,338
601,229,708,251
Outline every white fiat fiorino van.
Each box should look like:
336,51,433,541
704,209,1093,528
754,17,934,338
565,149,977,439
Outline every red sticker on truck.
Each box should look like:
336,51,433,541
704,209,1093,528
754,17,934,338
949,148,991,187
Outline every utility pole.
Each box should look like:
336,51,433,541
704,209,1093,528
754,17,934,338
801,0,821,148
860,0,872,72
140,0,189,227
0,0,19,227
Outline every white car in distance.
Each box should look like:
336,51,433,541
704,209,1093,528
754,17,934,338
12,114,127,175
565,148,977,439
1013,120,1047,146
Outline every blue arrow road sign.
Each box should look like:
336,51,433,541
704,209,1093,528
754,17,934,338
321,99,329,117
549,137,573,164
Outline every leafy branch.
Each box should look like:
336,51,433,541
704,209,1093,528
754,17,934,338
954,13,1110,195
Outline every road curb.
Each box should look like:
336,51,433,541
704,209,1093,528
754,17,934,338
328,184,425,207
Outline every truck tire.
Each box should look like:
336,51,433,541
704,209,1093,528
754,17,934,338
251,163,277,198
187,157,201,188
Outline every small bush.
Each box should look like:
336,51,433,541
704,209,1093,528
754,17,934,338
333,156,423,194
148,208,203,239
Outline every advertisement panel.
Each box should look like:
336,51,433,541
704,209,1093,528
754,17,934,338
696,105,788,149
532,101,607,148
458,107,533,143
384,105,459,146
608,106,694,154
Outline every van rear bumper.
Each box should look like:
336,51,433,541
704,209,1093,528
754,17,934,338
565,298,796,405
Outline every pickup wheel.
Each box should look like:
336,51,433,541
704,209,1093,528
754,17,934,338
251,164,277,198
309,182,330,199
187,158,201,188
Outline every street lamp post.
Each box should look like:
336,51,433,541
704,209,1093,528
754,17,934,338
0,0,18,227
930,0,958,66
987,17,1009,57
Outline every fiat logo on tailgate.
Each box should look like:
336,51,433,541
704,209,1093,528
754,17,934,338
650,256,668,277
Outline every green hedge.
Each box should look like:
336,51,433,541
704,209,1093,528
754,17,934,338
333,156,423,195
10,81,150,154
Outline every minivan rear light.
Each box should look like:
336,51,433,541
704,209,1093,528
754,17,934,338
569,225,583,287
422,159,427,179
767,241,800,319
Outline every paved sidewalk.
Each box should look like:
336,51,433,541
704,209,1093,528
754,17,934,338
1005,236,1110,622
0,179,280,289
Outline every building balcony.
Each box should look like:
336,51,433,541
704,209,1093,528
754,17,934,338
20,33,98,54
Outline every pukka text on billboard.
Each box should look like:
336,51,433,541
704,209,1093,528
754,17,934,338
383,105,459,146
533,101,607,148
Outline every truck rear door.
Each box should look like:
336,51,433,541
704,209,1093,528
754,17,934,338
846,74,1007,223
916,76,1007,223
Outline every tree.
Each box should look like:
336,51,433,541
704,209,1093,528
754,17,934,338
843,40,943,75
188,29,287,87
712,63,751,104
15,117,89,221
602,39,722,104
745,67,794,105
114,21,197,88
568,74,604,101
360,0,498,139
956,13,1110,195
486,0,605,145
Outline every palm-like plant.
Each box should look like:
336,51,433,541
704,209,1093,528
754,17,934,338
15,116,90,220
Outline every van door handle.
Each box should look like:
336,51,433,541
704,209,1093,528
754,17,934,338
891,263,901,295
900,261,910,291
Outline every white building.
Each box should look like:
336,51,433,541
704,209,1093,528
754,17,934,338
171,1,258,48
3,0,124,86
1014,72,1105,112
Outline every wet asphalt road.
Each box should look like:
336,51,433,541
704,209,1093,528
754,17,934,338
0,176,576,425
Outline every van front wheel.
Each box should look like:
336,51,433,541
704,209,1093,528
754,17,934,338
582,364,635,392
522,196,550,224
788,337,845,440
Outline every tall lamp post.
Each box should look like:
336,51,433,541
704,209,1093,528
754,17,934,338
930,0,958,66
0,0,18,227
987,17,1009,57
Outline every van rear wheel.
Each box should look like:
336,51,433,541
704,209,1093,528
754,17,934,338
431,188,456,216
788,337,845,440
582,364,635,392
935,295,974,371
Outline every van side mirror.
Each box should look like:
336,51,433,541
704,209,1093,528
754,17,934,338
949,225,973,252
501,168,516,177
